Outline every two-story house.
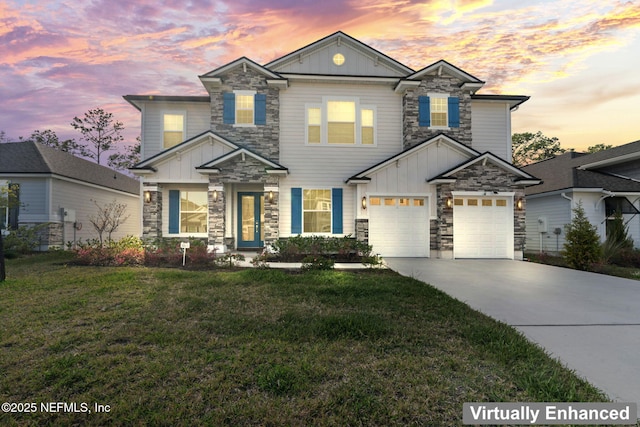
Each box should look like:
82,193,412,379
125,31,540,259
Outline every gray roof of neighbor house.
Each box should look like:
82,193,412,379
522,147,640,196
0,141,140,195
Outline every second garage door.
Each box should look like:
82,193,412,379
453,196,513,259
368,196,429,257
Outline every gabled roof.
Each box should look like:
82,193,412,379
347,134,479,183
576,140,640,170
0,141,139,195
196,148,288,174
265,31,414,76
395,59,485,93
131,131,238,171
428,152,541,184
523,150,640,195
200,56,283,79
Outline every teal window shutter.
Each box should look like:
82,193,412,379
169,190,180,234
254,93,266,125
418,96,430,127
223,93,235,124
448,97,460,128
332,188,343,234
291,188,302,234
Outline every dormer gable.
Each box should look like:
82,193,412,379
199,57,288,92
395,60,485,94
266,31,414,78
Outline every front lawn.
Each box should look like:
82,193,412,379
1,253,606,425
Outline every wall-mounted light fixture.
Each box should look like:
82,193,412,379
144,191,151,203
361,196,367,210
446,197,453,209
213,189,218,202
268,190,274,203
516,197,524,210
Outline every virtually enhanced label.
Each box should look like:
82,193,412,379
463,402,637,425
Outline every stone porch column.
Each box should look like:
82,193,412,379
142,185,162,241
208,182,225,247
263,185,279,245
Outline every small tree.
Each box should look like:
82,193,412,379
71,108,124,165
512,131,565,167
586,143,613,153
88,199,130,246
108,138,141,171
28,129,87,157
563,202,601,271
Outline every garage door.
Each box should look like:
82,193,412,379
453,196,513,259
369,196,429,257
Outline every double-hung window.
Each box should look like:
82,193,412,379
168,190,208,235
418,94,460,129
163,113,185,148
291,188,343,235
306,97,376,145
223,90,267,126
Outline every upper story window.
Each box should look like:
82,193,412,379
419,94,460,129
223,91,266,126
306,97,376,146
163,113,185,148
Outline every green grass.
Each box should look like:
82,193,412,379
0,253,609,425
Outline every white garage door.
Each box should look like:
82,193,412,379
453,196,513,259
369,196,429,257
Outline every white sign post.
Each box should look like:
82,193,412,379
180,242,190,266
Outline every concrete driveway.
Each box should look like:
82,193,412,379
385,258,640,417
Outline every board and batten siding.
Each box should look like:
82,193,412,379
151,141,234,182
471,101,511,161
270,43,405,77
278,82,403,237
51,178,140,244
363,143,472,218
141,101,211,160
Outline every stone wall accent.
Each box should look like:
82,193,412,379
142,188,162,241
402,75,472,150
436,162,527,254
207,184,225,246
263,190,279,244
215,156,279,186
209,66,281,161
355,219,369,244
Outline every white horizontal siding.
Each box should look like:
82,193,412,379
471,102,511,161
525,195,572,254
6,178,49,222
51,179,141,244
142,101,211,160
279,82,402,237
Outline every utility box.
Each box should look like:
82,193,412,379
61,208,76,223
537,216,548,233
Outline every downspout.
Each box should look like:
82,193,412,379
595,190,615,209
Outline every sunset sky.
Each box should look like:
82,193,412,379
1,0,639,155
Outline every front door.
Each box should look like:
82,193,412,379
237,192,264,248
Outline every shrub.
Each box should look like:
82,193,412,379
270,235,373,262
3,224,49,255
301,255,334,271
563,202,600,271
143,237,216,268
74,235,145,266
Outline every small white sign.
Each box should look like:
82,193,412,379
180,242,190,249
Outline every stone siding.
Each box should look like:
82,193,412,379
435,163,527,253
402,75,472,150
142,187,162,241
209,66,280,161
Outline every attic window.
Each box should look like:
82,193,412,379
333,53,345,66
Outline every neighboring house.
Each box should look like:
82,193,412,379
0,141,141,249
125,31,540,259
522,140,640,254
